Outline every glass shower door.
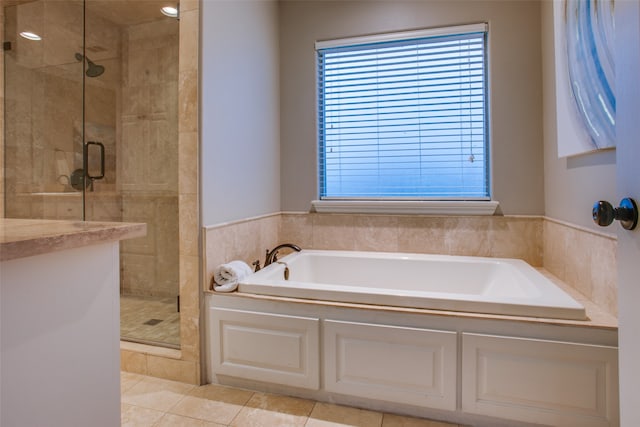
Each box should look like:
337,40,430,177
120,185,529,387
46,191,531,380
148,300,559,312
3,0,181,348
83,0,181,348
3,0,85,220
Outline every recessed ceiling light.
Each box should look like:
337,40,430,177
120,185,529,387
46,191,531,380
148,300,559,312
19,31,41,41
160,6,179,18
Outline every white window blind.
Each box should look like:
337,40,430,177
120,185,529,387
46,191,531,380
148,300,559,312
317,24,490,200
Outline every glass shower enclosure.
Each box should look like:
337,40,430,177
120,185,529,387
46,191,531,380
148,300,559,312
2,0,180,348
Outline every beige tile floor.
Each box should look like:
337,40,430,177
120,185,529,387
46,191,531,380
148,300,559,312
121,372,462,427
121,295,180,347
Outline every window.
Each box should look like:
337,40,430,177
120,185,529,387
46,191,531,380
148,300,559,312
316,24,489,201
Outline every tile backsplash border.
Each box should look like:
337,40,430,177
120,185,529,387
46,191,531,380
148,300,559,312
278,213,543,265
204,213,617,317
543,217,617,317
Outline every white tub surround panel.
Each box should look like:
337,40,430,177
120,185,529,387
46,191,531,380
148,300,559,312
324,320,457,410
209,308,320,389
462,333,619,427
207,293,618,427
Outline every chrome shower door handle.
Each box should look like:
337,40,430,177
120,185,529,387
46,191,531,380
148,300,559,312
84,141,105,180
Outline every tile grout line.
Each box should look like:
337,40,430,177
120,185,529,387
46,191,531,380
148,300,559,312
121,372,461,426
303,400,319,426
226,390,257,427
164,387,191,419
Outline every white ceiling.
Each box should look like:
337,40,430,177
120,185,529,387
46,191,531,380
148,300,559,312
3,0,178,26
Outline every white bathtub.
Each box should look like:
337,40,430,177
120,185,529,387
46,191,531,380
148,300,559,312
238,250,587,320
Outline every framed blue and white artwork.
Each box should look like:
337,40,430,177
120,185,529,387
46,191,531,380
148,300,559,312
554,0,615,157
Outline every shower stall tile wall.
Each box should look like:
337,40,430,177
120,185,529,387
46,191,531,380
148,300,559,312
119,17,179,298
3,0,180,300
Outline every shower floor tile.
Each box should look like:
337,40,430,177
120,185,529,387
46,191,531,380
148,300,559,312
120,295,180,347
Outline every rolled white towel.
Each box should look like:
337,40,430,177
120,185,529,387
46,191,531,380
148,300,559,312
213,260,253,292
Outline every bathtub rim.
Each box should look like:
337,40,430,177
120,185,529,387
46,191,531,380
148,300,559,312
208,287,617,331
238,249,589,321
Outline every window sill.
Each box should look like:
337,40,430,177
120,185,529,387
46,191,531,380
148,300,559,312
311,200,499,216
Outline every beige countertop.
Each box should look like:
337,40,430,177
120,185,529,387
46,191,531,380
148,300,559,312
0,218,146,262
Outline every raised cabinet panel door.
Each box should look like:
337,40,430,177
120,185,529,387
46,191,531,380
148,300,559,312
323,320,457,410
209,308,320,390
461,333,618,427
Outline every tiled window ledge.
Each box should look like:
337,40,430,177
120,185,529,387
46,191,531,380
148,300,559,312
312,200,500,215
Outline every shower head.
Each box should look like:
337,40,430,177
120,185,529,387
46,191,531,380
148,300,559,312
86,61,105,78
75,52,105,78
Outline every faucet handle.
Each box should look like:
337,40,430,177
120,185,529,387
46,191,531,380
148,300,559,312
252,260,261,272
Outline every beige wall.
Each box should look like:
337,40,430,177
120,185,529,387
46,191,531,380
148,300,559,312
279,0,544,215
541,1,617,231
200,0,280,226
